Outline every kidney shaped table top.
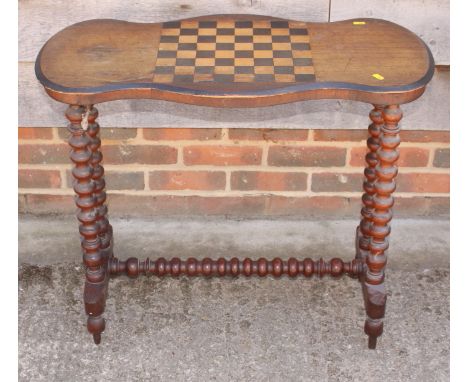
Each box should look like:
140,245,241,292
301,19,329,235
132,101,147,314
35,15,434,107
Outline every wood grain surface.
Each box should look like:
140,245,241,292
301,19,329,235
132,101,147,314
330,0,449,64
35,16,434,107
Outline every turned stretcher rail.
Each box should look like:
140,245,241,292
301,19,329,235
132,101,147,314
109,257,365,278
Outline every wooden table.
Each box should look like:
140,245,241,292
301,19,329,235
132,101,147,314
35,14,434,349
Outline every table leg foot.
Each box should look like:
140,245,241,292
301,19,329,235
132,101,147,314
88,316,105,345
368,335,377,350
362,282,386,349
93,333,102,345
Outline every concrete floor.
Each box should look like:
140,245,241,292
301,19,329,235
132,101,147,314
19,216,449,381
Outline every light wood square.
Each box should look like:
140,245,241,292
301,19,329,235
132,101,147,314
271,28,290,36
153,74,174,83
197,43,216,51
253,35,272,43
174,66,195,75
214,66,235,74
216,35,235,43
198,28,217,36
254,66,274,74
274,74,296,82
253,50,274,58
178,35,198,43
289,21,307,28
273,58,294,66
272,42,291,51
235,58,254,66
234,73,255,82
215,50,235,58
195,58,215,66
155,58,176,67
217,20,235,28
180,20,199,28
177,50,197,58
235,43,254,50
235,28,254,36
158,43,178,51
252,20,271,28
194,73,214,82
161,28,180,36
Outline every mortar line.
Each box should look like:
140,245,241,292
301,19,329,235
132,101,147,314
308,129,315,141
18,138,450,150
307,171,313,193
427,147,436,168
59,169,68,189
17,163,450,174
18,188,450,198
221,128,230,141
143,170,150,191
225,170,232,192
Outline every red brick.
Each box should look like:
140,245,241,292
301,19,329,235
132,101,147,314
423,196,449,216
229,129,308,141
394,196,449,217
184,146,261,166
349,147,430,167
107,195,267,216
105,195,358,217
106,172,145,190
433,148,450,168
18,127,53,140
149,171,225,190
19,169,62,188
101,145,177,165
19,194,74,215
66,170,144,190
311,173,362,192
400,130,449,143
19,144,70,164
397,173,450,193
100,128,137,140
268,146,346,167
57,127,137,141
313,129,367,142
143,128,221,141
231,171,307,191
18,194,26,213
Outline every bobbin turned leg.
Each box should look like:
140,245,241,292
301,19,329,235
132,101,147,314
85,107,114,265
66,105,110,345
356,106,383,275
362,104,401,349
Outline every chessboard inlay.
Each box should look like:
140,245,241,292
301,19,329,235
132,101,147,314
153,19,316,84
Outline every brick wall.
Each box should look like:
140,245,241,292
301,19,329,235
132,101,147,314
18,127,449,218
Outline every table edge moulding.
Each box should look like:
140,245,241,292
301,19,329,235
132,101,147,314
34,13,435,349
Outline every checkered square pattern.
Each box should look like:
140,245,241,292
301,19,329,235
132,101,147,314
153,19,316,84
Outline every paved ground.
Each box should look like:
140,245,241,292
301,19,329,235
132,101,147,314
19,216,449,381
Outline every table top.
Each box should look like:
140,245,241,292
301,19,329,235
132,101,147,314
35,15,434,107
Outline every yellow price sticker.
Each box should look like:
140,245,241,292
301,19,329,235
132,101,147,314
372,73,385,80
353,21,366,25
